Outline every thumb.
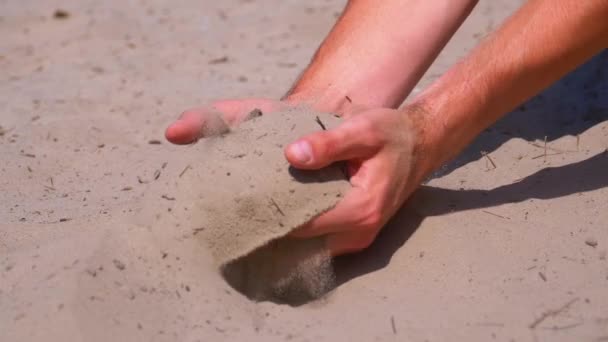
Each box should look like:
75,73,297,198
285,120,380,169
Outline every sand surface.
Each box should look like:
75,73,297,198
1,1,608,341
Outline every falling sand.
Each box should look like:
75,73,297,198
185,108,350,305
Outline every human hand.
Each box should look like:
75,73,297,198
165,99,434,257
285,105,432,256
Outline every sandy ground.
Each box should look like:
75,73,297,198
2,0,608,341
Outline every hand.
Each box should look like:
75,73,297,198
285,105,431,256
166,99,433,257
165,98,288,144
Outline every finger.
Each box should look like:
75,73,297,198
290,186,377,238
165,99,281,144
165,109,208,144
213,99,282,125
284,119,381,169
326,231,377,256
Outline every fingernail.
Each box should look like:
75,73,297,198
289,140,312,164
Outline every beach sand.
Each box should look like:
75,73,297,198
1,1,608,341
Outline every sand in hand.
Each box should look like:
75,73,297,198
184,108,350,305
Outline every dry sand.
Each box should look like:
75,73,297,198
1,1,608,341
177,109,348,304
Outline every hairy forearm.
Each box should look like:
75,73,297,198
415,0,608,174
284,0,478,112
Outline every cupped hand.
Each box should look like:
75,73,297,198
166,99,432,257
285,105,431,256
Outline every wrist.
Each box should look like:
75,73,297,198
399,103,443,183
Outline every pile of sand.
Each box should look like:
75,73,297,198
183,108,350,305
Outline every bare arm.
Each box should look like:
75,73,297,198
285,0,608,254
415,0,608,176
285,0,479,112
166,0,477,144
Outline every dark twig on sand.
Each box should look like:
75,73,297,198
390,316,397,334
529,142,567,153
529,298,579,329
208,56,229,64
532,152,563,160
192,227,205,235
481,151,497,169
542,321,584,331
543,135,548,162
179,165,191,178
315,116,327,131
482,210,509,220
270,197,285,216
345,95,352,103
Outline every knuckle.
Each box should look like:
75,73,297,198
355,117,385,146
355,196,385,232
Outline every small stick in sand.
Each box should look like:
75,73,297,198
192,227,205,235
481,151,497,169
542,321,584,331
270,197,285,216
345,95,352,103
390,316,397,334
543,136,548,161
315,116,327,131
538,272,547,282
529,142,565,153
482,210,509,220
179,165,191,178
531,152,563,160
529,298,579,329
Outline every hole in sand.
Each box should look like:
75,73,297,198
220,235,336,306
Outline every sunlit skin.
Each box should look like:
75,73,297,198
165,0,608,256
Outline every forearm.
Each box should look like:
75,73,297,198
284,0,478,112
415,0,608,174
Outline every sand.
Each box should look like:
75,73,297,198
2,1,608,341
182,109,348,304
190,109,346,264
